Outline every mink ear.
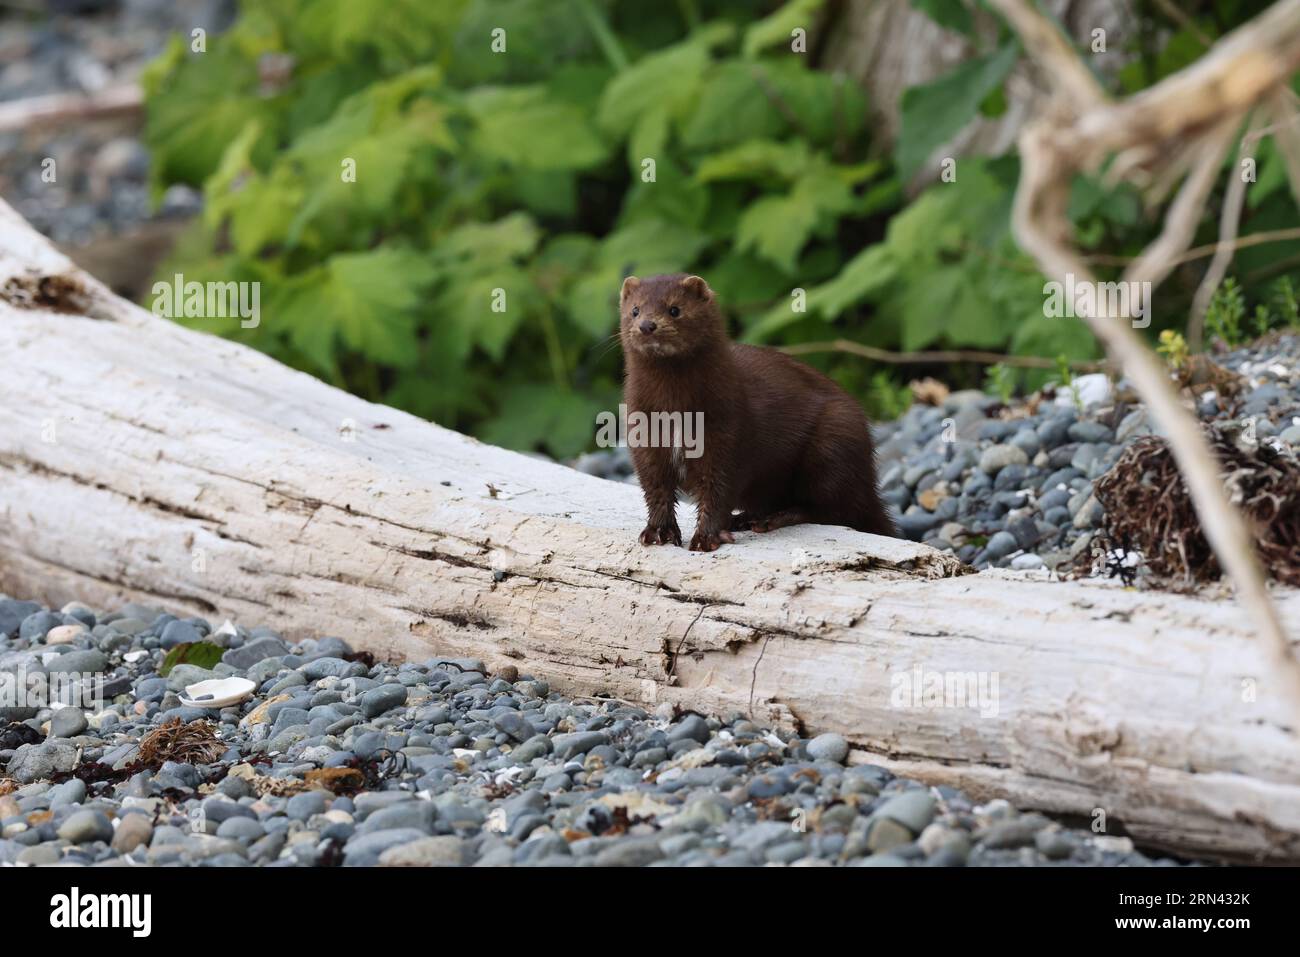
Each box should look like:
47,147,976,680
680,275,713,300
620,276,641,303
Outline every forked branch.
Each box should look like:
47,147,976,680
987,0,1300,726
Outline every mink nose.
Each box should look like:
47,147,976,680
638,319,657,334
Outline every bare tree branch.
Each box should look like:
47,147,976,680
1189,113,1264,351
987,0,1108,108
1086,226,1300,267
779,338,1109,372
988,0,1300,728
0,84,143,135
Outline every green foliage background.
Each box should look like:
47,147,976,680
143,0,1300,458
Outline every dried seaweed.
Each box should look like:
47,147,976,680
298,750,406,796
137,718,227,766
303,766,365,794
346,749,407,791
1093,428,1300,588
44,719,229,792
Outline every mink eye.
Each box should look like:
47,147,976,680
669,306,681,318
631,307,639,318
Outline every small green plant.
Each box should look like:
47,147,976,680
1055,353,1084,411
1252,304,1273,339
1273,276,1299,328
865,370,913,422
1206,275,1300,346
1205,277,1246,346
984,362,1016,404
1157,329,1189,370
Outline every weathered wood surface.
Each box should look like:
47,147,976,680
0,198,1297,861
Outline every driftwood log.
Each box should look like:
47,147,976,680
1,199,1298,862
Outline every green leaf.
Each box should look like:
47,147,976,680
735,192,820,273
569,214,710,337
479,384,608,458
597,38,709,139
328,249,436,363
508,169,579,219
385,361,482,426
534,233,598,283
763,63,869,145
145,40,278,188
435,265,540,361
809,243,897,317
276,246,437,370
679,61,788,151
566,266,624,338
626,102,673,168
681,60,861,151
292,0,461,68
159,641,225,678
468,85,609,170
431,212,542,267
227,166,306,257
597,217,709,274
742,0,827,57
620,156,712,230
276,67,450,245
733,168,855,272
896,41,1019,179
445,0,589,86
202,119,263,230
694,138,813,183
707,250,797,309
896,268,963,351
1248,138,1291,209
1116,26,1206,94
303,120,427,213
744,243,897,342
910,0,973,36
1010,307,1099,368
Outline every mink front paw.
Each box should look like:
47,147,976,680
689,528,734,552
640,522,682,547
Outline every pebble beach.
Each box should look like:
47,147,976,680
0,595,1188,867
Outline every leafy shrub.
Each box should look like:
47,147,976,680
1205,275,1300,347
1206,277,1247,346
147,0,906,455
142,0,1297,452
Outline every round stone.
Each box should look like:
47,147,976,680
807,732,850,764
58,809,114,844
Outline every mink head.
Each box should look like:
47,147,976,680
619,273,724,360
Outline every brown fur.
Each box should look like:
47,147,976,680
619,273,897,552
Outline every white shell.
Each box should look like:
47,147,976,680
179,676,256,709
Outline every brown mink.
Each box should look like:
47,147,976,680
618,272,897,552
